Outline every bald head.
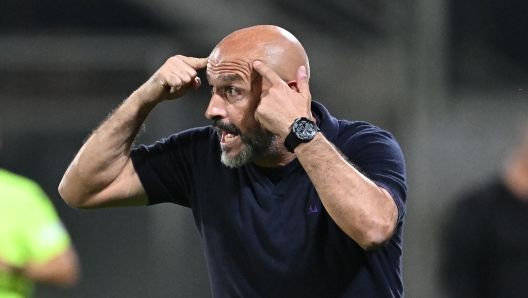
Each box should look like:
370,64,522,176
209,25,309,81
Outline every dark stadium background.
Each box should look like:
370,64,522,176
1,0,527,297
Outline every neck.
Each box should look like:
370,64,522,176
254,151,296,168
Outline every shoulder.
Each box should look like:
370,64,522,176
450,180,505,215
0,169,56,220
311,101,398,149
0,169,47,202
333,121,403,162
337,121,396,142
133,126,218,155
441,180,508,234
158,126,216,146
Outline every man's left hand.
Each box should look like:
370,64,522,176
252,61,312,138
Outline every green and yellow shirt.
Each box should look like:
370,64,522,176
0,169,71,298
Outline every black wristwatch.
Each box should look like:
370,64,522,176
284,117,320,153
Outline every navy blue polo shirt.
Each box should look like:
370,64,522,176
131,101,407,298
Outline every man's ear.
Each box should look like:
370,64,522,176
286,80,298,92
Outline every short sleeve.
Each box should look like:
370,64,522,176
131,137,190,207
130,128,213,207
338,122,407,223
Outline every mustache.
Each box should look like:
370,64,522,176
211,118,242,135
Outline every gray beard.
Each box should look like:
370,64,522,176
220,128,282,168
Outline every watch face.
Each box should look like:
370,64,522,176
293,119,317,140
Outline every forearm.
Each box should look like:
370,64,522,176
23,248,80,287
59,91,154,207
295,133,398,250
59,55,207,208
1,248,80,287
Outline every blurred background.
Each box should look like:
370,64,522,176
1,0,528,297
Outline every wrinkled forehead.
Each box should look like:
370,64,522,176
206,46,259,84
209,46,254,63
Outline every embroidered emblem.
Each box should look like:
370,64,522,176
308,204,318,214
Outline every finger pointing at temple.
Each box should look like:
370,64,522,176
252,60,312,138
253,60,283,86
178,56,208,70
173,55,208,90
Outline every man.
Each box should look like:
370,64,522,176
0,168,80,298
59,25,407,297
440,127,528,297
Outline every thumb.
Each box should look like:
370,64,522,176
296,65,310,96
188,77,202,90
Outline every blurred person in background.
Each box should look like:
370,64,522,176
59,25,407,297
440,125,528,297
0,128,80,298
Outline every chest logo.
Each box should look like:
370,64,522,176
308,204,319,214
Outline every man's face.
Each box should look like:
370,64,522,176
205,49,282,168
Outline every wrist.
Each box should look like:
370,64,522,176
130,89,160,110
284,117,319,153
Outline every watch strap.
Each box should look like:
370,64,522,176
284,129,301,153
284,117,319,153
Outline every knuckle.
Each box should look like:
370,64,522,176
168,75,180,86
181,69,195,79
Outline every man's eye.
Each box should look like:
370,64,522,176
226,87,240,97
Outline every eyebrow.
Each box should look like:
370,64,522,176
207,73,243,84
222,74,242,82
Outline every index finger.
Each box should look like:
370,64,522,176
253,60,283,85
178,56,208,70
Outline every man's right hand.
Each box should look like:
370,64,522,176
60,55,207,209
136,55,208,104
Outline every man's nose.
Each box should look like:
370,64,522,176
205,94,227,120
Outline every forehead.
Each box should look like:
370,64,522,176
206,47,254,85
206,72,244,87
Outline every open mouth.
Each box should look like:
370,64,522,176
221,130,239,144
213,119,242,147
